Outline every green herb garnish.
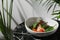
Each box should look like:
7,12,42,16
33,22,38,28
45,26,54,32
41,23,48,29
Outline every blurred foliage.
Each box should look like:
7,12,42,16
0,0,18,40
35,0,60,19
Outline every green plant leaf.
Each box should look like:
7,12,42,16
52,3,57,12
3,8,18,26
47,3,54,12
1,0,15,40
0,14,9,40
54,15,60,19
6,0,8,27
2,0,6,26
52,12,60,15
53,10,60,12
9,0,13,28
53,0,60,5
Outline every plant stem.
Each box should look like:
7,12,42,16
9,0,13,28
2,0,6,26
4,8,18,26
6,0,8,27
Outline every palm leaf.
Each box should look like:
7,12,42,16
45,0,51,6
45,1,54,8
47,3,54,12
2,0,6,25
53,0,60,5
6,0,8,27
52,3,57,12
9,0,13,28
3,8,18,26
6,0,14,39
54,10,60,12
39,0,43,4
52,12,60,15
1,0,18,40
0,14,10,40
42,0,49,6
54,15,60,19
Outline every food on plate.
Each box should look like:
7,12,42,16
30,20,54,32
